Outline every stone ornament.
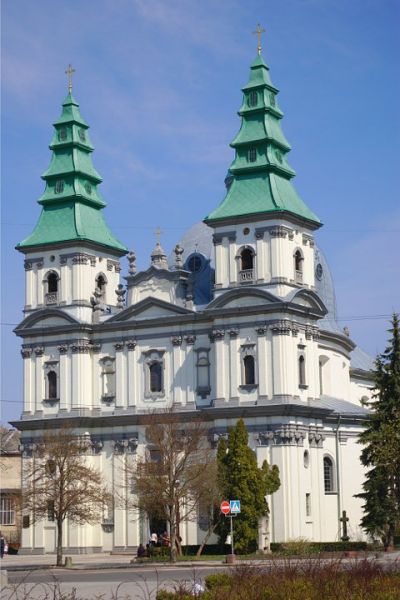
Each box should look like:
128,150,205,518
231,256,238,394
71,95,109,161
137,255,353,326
171,336,183,346
114,341,125,351
34,346,45,356
126,339,137,350
174,244,184,268
57,344,68,354
184,334,196,345
115,284,126,309
71,340,91,353
127,251,137,275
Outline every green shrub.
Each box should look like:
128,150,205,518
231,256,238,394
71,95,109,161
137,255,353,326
205,572,231,590
270,540,368,554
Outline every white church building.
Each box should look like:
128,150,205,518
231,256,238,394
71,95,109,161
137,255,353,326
13,45,374,554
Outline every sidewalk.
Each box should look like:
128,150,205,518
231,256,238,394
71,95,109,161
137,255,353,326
0,552,224,572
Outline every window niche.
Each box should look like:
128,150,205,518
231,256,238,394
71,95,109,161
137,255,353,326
43,361,59,405
100,357,115,404
144,349,165,399
294,249,304,284
240,344,257,389
196,348,211,398
298,354,307,389
95,273,107,302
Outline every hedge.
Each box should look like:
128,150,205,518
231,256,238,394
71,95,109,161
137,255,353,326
270,541,368,554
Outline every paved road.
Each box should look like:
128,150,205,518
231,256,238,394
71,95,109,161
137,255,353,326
2,565,223,599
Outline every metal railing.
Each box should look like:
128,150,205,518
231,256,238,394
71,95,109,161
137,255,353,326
45,292,58,305
239,269,254,283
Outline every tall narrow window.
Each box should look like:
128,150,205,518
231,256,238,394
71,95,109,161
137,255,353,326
47,371,58,399
47,500,55,522
196,349,211,398
55,180,64,194
319,360,323,395
0,497,15,525
47,272,58,293
248,91,258,107
244,355,255,385
298,355,306,387
100,357,115,401
294,250,303,283
58,128,67,141
323,456,335,493
144,350,165,399
306,493,311,517
248,147,257,162
150,362,162,393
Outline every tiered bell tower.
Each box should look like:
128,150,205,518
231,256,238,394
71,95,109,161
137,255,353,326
204,32,321,299
17,69,127,321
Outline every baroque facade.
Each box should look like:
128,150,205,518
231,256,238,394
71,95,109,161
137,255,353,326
13,47,373,554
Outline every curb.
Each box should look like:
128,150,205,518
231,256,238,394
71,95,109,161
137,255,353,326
6,560,226,572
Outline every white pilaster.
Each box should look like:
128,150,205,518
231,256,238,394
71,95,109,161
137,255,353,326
58,347,69,411
115,345,126,409
256,333,268,398
172,340,183,405
229,334,239,401
127,344,136,407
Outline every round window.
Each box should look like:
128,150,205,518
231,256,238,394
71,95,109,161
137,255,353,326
187,254,203,273
243,227,250,235
315,263,323,280
304,450,310,468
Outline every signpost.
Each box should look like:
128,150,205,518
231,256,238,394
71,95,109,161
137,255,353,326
221,499,241,560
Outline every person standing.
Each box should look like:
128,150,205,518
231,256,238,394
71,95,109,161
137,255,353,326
0,535,5,559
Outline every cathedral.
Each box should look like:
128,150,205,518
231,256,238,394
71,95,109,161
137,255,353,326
13,41,374,554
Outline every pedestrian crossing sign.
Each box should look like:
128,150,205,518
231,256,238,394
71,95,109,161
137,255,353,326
230,500,241,514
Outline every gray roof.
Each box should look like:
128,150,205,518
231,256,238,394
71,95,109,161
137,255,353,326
314,396,368,416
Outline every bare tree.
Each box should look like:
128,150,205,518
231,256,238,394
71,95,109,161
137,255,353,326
129,409,216,562
22,428,111,566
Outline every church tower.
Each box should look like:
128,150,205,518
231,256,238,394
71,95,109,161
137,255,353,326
17,71,127,322
204,34,321,298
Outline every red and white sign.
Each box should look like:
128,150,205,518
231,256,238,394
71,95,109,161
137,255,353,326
220,500,230,515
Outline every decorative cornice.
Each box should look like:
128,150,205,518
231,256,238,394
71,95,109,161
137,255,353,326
57,344,68,354
305,325,319,340
21,347,33,358
34,346,44,356
107,259,121,273
212,231,236,245
308,427,325,448
114,341,125,351
71,340,91,353
126,339,137,351
227,328,239,338
209,329,225,342
255,325,268,335
302,233,314,247
171,336,183,346
271,320,292,336
72,253,91,265
269,225,294,239
184,334,196,345
112,437,138,454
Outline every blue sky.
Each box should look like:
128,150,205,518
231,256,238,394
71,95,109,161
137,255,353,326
1,0,399,424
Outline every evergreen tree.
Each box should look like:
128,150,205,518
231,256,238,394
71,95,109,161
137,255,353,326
216,418,280,553
356,314,400,548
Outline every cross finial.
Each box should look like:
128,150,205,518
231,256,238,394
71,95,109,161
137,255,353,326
154,226,163,244
65,63,76,93
252,23,265,55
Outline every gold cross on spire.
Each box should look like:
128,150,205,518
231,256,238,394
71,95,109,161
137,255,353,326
154,226,163,244
252,23,265,55
65,64,76,93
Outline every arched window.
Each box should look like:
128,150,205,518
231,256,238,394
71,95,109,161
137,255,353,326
47,371,58,399
149,362,162,393
196,350,211,397
298,355,306,387
323,456,335,493
244,355,255,385
294,250,303,283
241,248,254,271
47,272,58,293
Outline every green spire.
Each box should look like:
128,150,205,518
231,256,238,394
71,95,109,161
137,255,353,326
204,53,321,228
17,92,127,254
